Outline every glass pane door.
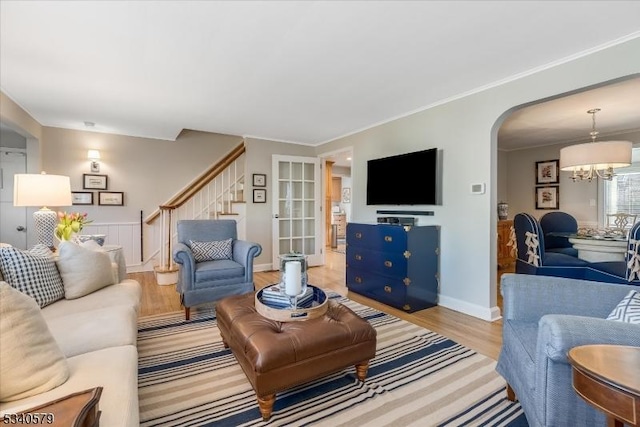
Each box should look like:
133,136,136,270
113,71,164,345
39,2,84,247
272,155,322,268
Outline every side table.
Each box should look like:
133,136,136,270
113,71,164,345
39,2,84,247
102,245,126,282
568,344,640,427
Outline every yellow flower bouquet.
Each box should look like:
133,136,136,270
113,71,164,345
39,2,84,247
55,212,92,241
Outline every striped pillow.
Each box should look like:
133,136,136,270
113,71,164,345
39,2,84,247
0,246,64,308
607,290,640,324
189,239,233,262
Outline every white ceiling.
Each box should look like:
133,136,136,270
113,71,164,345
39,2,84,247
1,1,640,147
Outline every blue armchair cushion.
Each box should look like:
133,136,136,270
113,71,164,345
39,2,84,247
544,252,589,267
189,239,232,261
194,259,245,286
606,290,640,323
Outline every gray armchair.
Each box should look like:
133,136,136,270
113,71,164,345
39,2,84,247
496,273,640,427
173,220,262,320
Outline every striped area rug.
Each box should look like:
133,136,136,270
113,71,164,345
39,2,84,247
138,295,526,426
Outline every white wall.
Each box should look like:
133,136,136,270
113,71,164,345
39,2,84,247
315,37,640,321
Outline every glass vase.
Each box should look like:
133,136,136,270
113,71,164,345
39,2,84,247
279,253,308,308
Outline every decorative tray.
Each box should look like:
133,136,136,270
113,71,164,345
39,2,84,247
255,285,328,322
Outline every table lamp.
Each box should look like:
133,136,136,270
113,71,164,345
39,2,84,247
13,172,72,249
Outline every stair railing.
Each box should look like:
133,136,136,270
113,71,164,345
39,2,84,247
145,143,246,281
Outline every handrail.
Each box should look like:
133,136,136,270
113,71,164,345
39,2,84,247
144,143,246,224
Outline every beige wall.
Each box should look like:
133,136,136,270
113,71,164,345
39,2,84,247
244,137,316,267
0,92,42,140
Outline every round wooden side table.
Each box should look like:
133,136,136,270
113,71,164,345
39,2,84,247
568,344,640,427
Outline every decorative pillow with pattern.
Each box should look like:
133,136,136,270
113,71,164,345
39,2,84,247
189,239,233,262
606,290,640,324
0,246,64,308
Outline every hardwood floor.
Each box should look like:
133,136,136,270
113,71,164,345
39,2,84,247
133,248,507,360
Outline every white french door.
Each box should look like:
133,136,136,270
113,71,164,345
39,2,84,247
0,149,27,249
271,155,322,268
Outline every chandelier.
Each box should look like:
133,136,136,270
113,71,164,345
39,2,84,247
559,108,632,182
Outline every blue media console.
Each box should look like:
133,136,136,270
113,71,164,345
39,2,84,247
346,223,440,312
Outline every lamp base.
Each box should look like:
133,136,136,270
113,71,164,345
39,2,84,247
33,208,57,250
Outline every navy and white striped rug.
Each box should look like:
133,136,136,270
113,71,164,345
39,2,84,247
138,295,526,426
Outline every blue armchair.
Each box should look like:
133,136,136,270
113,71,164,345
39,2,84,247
173,220,262,320
496,273,640,427
539,211,579,257
514,213,588,279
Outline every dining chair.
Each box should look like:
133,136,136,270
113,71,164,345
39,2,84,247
606,213,638,232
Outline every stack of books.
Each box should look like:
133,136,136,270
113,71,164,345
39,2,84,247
260,285,314,309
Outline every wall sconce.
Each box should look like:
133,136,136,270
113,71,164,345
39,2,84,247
88,150,101,172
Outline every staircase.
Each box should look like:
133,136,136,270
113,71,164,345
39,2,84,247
145,143,247,283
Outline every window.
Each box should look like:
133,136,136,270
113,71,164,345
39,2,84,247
602,147,640,223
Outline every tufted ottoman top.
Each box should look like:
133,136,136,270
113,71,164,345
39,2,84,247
216,292,376,374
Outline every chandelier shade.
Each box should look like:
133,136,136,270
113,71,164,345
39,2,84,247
559,140,632,171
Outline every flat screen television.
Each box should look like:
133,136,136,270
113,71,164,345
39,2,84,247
366,148,437,205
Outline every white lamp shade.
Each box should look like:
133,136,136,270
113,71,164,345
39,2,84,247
559,140,632,171
13,173,72,207
87,150,101,160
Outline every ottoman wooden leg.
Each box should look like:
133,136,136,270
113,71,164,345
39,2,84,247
257,394,275,421
355,361,370,381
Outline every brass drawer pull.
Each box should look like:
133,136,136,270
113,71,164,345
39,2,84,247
355,254,362,261
384,285,392,293
355,276,362,283
384,236,393,242
355,232,362,239
384,260,392,268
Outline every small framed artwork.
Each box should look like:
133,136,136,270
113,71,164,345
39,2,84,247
71,191,94,205
535,159,559,185
83,174,108,190
98,191,124,206
253,188,266,203
535,186,559,210
342,187,351,203
253,173,266,187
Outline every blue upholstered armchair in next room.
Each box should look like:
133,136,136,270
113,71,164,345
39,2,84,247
173,220,262,320
539,211,579,257
496,273,640,426
513,212,588,279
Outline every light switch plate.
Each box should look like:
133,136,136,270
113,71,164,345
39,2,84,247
471,183,486,194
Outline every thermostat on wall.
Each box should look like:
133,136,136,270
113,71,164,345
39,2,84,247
471,183,486,194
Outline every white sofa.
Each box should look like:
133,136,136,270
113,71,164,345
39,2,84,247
0,244,142,426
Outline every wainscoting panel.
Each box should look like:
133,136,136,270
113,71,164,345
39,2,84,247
83,222,142,268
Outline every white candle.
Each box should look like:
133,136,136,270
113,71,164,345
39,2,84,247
284,261,302,296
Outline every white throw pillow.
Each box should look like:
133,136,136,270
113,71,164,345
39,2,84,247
0,282,70,402
56,242,115,299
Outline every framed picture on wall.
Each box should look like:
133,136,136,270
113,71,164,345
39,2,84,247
253,188,266,203
98,191,124,206
83,174,108,190
535,186,559,210
253,173,266,187
71,191,93,205
535,159,559,184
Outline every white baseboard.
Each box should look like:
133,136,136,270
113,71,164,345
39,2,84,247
438,294,502,322
254,263,274,272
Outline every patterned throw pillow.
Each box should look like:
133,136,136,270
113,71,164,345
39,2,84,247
189,239,233,262
0,246,65,308
606,290,640,324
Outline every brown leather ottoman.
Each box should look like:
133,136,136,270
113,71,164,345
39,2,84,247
216,292,377,421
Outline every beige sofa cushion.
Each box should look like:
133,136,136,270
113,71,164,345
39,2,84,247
0,283,69,402
0,346,139,427
56,242,115,299
41,279,141,320
47,305,138,357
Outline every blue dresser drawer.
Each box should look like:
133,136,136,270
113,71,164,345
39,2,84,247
346,246,408,278
347,223,408,253
346,268,407,308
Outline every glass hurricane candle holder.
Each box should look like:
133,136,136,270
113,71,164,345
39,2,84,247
279,253,308,308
